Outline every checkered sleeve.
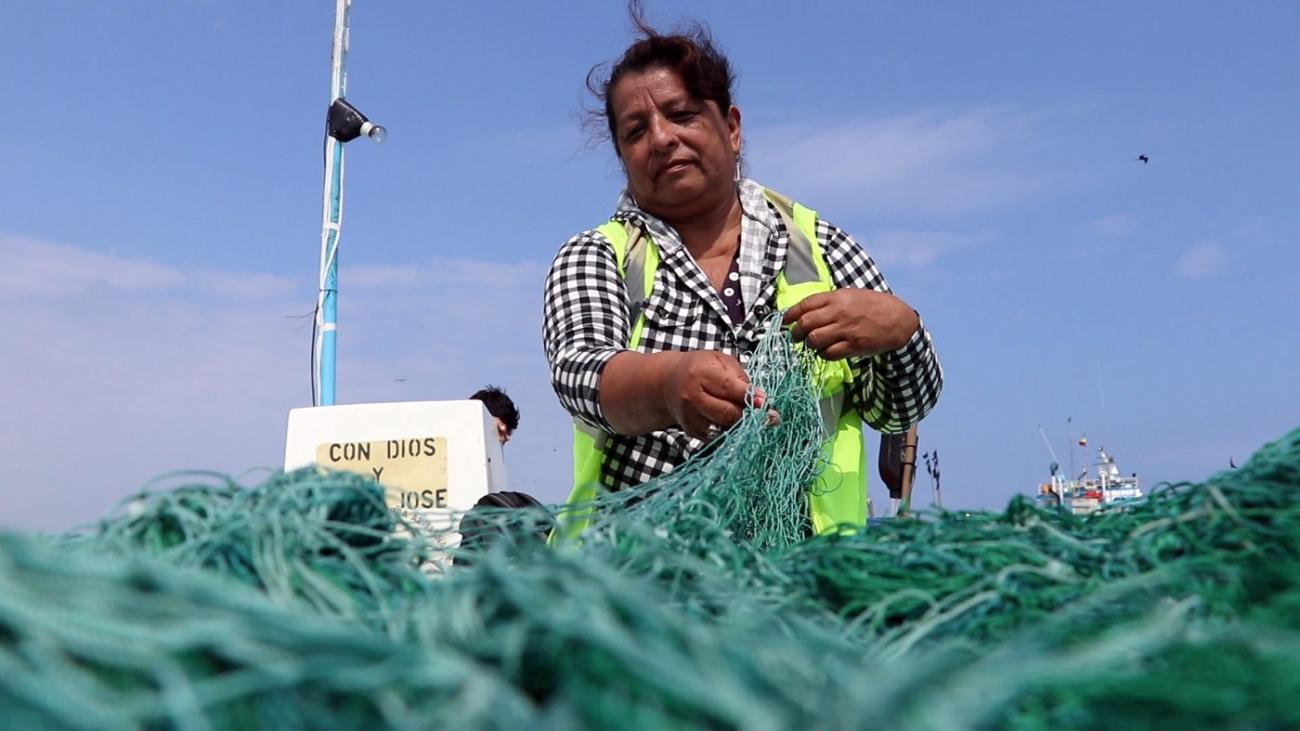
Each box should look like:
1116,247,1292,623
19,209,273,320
542,229,629,433
817,219,944,433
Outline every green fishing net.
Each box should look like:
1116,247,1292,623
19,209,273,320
3,316,1298,729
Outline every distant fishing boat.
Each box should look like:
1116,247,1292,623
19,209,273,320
1036,446,1143,514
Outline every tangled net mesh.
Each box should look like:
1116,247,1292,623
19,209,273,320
3,315,1299,729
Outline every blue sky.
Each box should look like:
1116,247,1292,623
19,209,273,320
2,1,1297,531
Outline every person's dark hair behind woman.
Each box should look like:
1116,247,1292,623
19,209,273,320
453,491,548,567
470,384,520,438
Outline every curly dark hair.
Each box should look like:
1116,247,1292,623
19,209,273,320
585,0,737,156
469,385,520,434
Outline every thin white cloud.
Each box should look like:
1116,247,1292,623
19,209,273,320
0,234,297,300
1173,240,1228,279
746,108,1062,217
1229,218,1270,240
866,230,991,269
1081,214,1132,239
195,270,299,300
0,233,571,531
1064,214,1134,260
347,259,548,291
0,235,311,530
0,234,184,296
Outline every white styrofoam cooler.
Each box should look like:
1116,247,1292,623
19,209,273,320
284,400,507,537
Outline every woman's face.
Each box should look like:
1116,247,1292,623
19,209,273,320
610,66,741,222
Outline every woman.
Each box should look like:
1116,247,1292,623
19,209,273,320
543,16,942,533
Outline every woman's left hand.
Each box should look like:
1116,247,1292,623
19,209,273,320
783,289,920,361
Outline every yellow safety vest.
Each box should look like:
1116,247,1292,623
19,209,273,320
557,188,867,540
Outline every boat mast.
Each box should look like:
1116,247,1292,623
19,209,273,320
315,0,351,406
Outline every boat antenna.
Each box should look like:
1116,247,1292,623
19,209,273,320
312,0,386,406
1095,359,1109,456
1067,416,1076,484
1038,424,1062,473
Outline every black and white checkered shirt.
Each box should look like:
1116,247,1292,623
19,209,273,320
543,179,943,491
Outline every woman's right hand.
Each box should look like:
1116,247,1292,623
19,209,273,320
658,351,760,440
